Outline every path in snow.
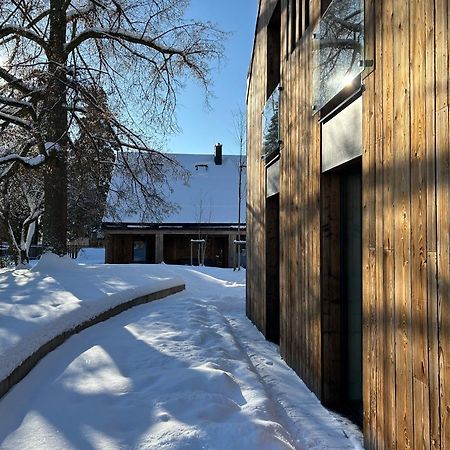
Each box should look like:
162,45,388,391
0,265,362,450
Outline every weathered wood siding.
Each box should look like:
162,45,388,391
362,0,448,448
246,0,322,396
247,0,450,448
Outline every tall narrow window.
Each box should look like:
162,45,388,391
290,0,297,53
304,0,310,30
266,1,281,98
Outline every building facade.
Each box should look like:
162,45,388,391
246,0,449,448
103,149,246,268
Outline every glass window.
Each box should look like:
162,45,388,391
312,0,365,112
262,85,280,160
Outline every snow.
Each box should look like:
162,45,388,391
75,247,105,264
0,264,362,449
105,153,246,224
0,253,183,383
44,142,61,154
0,151,45,167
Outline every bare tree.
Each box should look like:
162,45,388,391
0,0,224,255
232,107,246,270
0,165,44,265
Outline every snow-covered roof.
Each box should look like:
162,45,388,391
104,153,246,225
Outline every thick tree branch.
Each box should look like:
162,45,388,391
0,110,33,129
0,152,46,168
66,27,203,57
0,67,32,94
0,24,47,49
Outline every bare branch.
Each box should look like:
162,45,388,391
66,27,208,57
0,24,47,49
0,110,33,129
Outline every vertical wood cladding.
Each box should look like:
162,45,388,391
247,0,450,448
362,0,449,447
247,0,321,397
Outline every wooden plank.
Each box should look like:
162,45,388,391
311,34,322,395
303,41,311,390
380,0,396,447
362,0,375,80
436,1,450,447
435,0,449,111
374,0,384,444
298,48,305,384
425,1,440,448
289,50,297,377
410,0,431,448
279,33,290,362
392,0,413,447
436,105,450,450
362,71,376,449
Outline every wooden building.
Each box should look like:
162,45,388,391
103,149,246,268
246,0,450,448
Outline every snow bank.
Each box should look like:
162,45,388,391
0,253,184,383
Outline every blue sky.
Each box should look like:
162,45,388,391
166,1,258,155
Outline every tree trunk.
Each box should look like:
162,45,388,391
42,0,68,255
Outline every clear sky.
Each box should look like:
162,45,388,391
165,1,258,156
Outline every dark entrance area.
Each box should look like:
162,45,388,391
266,193,280,344
163,234,229,267
132,235,156,264
341,167,362,423
321,159,362,426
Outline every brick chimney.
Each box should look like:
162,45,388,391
214,143,223,165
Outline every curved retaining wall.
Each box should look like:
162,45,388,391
0,284,185,400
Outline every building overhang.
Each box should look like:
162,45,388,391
102,222,247,233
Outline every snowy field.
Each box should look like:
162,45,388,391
0,260,363,449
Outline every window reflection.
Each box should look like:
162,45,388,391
313,0,364,112
262,86,280,160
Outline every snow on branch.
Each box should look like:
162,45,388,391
0,152,45,167
0,142,60,172
66,4,98,21
65,27,214,58
0,68,32,95
0,111,33,129
0,24,47,49
0,96,33,110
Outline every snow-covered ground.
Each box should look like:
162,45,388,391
0,261,363,449
0,253,183,382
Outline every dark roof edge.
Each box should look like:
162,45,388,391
102,222,247,231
